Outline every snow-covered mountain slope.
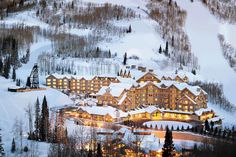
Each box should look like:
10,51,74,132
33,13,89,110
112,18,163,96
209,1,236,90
175,0,236,105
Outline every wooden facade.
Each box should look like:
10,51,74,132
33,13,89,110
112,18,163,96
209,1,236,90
46,75,119,94
47,72,207,116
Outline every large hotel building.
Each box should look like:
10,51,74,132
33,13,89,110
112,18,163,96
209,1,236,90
46,67,217,122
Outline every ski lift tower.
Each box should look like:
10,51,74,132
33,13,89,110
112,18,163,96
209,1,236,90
29,63,39,88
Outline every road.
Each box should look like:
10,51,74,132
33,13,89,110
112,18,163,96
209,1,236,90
153,131,208,142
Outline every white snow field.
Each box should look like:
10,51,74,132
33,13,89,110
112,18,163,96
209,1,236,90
143,121,192,130
175,0,236,105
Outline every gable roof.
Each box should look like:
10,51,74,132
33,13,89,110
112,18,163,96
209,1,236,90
97,83,132,97
78,106,128,118
136,72,160,82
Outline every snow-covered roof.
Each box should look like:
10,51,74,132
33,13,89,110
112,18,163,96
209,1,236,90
47,74,94,80
96,83,132,97
78,106,128,118
128,106,194,115
208,116,223,122
195,108,213,116
118,93,128,105
138,80,207,96
128,108,146,115
128,106,160,115
159,108,194,115
145,106,160,114
117,128,161,152
135,71,160,81
98,74,117,78
117,76,137,85
181,94,197,104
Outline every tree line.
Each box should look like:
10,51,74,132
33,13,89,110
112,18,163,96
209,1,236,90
190,81,236,112
148,0,199,70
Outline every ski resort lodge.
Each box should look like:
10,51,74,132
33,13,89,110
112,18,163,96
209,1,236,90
46,67,217,122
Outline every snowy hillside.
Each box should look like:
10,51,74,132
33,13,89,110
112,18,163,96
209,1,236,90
175,0,236,105
0,76,72,156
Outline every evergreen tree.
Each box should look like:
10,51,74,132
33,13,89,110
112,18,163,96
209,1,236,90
210,121,214,132
213,127,218,136
186,126,190,131
222,130,227,138
40,96,50,141
11,138,16,153
162,127,175,157
25,48,30,63
26,77,31,87
71,1,74,9
191,69,196,75
0,129,4,156
127,25,132,33
95,47,100,58
160,125,163,131
3,57,10,79
200,127,204,134
205,120,210,131
0,59,3,75
12,67,16,81
165,41,169,56
171,36,174,47
96,143,102,157
108,50,111,58
16,79,21,87
159,45,162,54
123,52,127,65
34,98,41,140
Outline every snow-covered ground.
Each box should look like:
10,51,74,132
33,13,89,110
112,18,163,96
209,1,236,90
208,103,236,127
16,37,53,84
0,77,72,156
175,0,236,105
143,121,192,130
